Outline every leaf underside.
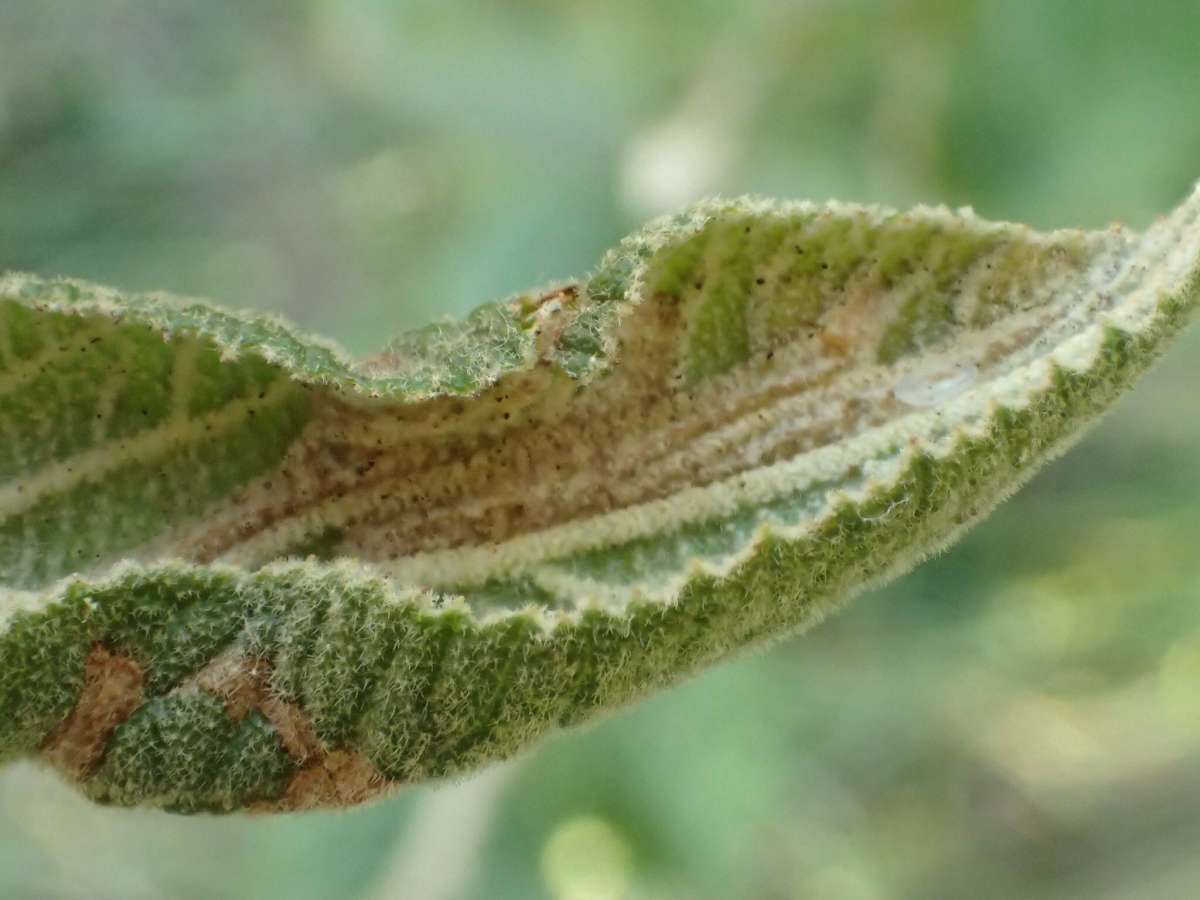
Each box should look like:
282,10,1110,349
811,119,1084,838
1,187,1198,812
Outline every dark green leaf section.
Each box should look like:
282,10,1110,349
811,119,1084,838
0,289,316,590
0,390,311,590
633,203,1095,379
89,570,249,697
0,588,95,756
89,693,293,813
0,300,286,479
1,281,1191,810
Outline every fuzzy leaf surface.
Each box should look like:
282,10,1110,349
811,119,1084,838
2,187,1199,811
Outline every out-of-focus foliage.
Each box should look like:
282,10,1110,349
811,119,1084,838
2,1,1199,897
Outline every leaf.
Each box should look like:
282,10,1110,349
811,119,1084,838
2,186,1198,813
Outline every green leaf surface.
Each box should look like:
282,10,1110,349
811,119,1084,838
2,186,1199,812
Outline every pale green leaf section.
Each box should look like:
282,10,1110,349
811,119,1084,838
1,185,1199,812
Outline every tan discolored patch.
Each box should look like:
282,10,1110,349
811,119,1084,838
277,749,391,811
144,204,1139,596
191,651,321,763
192,650,264,720
818,330,853,357
41,645,144,780
528,284,580,356
259,693,323,764
190,650,390,810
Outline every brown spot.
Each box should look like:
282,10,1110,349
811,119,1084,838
192,651,261,718
259,693,322,764
533,283,578,306
528,287,581,358
188,653,399,810
41,645,144,780
192,652,321,763
819,331,852,357
278,749,391,811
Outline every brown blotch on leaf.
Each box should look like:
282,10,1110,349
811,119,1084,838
278,749,390,811
191,651,393,810
532,283,579,307
41,645,144,780
190,652,395,810
259,693,323,764
192,650,262,719
819,330,853,357
192,652,321,763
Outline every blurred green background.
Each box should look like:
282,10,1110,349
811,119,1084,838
2,1,1200,898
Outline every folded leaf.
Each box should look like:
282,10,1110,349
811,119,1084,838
2,186,1198,812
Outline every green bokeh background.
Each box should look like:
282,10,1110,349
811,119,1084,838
3,2,1200,898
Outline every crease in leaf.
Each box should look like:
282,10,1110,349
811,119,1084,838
1,184,1199,812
